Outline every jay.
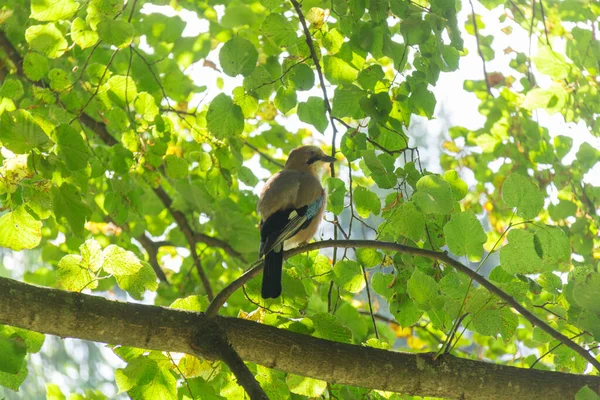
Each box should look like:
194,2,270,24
257,145,336,299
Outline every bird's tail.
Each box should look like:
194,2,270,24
262,246,283,299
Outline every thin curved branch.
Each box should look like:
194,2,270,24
205,239,600,372
136,233,169,283
468,0,492,95
1,276,598,399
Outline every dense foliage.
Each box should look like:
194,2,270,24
0,0,599,398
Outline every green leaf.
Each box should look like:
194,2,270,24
407,268,438,311
0,334,27,374
340,131,367,162
80,239,104,272
353,186,380,218
286,375,327,397
261,14,297,47
0,110,50,153
57,254,98,291
116,355,177,399
97,19,135,48
443,211,487,261
360,92,392,121
164,155,188,180
31,0,78,21
326,177,346,215
332,84,365,119
356,248,382,268
243,66,273,99
471,309,502,337
311,312,353,343
169,295,209,312
499,229,543,274
219,37,258,77
576,386,600,400
361,150,396,189
0,361,27,391
322,28,344,53
237,166,259,186
23,52,49,81
371,272,394,298
502,173,544,219
52,183,90,237
0,78,24,100
357,65,384,90
442,170,468,201
533,46,570,80
274,86,297,114
297,97,328,133
107,75,138,106
134,92,159,122
286,63,314,91
115,262,158,300
0,206,42,251
71,17,99,49
232,87,259,118
576,142,600,169
412,175,454,214
207,94,244,139
534,225,570,266
55,124,89,171
25,23,68,58
554,135,573,159
333,260,365,293
323,56,359,84
102,244,143,276
409,85,436,118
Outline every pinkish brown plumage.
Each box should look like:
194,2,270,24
257,146,336,298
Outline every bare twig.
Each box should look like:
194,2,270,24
243,141,284,168
468,0,491,95
538,0,551,46
70,48,119,124
137,233,169,283
361,265,379,339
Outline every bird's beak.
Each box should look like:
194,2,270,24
321,155,337,163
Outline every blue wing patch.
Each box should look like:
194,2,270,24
305,196,323,220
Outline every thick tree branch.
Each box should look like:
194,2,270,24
205,239,600,372
0,277,598,399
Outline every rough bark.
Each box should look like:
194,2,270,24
1,277,598,399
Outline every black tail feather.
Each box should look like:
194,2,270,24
262,249,283,299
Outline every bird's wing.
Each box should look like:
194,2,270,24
259,172,324,256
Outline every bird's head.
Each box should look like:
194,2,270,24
284,145,337,175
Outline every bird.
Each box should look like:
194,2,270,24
257,145,336,299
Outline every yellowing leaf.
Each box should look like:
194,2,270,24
0,206,42,251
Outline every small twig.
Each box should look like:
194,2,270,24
538,0,550,46
468,0,491,95
530,332,587,369
167,352,196,400
70,48,119,124
528,0,536,83
362,265,379,339
137,234,169,283
243,141,284,168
